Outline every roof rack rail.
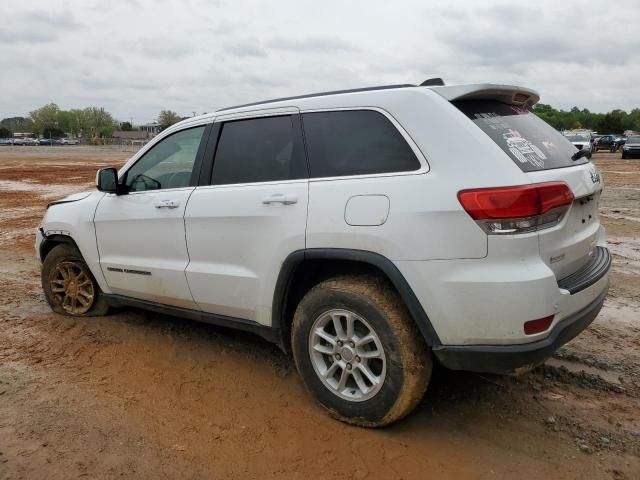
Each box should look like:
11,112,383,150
217,84,416,112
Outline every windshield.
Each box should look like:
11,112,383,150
565,134,590,142
453,100,588,172
627,136,640,144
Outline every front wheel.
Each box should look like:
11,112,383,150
291,275,431,427
41,244,109,316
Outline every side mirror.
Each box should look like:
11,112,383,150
96,167,123,194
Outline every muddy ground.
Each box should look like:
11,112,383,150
0,146,638,479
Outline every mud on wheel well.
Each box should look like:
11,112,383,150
39,234,80,262
277,256,438,353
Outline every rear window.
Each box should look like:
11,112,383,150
302,110,420,178
453,100,588,172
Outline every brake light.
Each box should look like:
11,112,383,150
458,182,574,234
524,315,554,335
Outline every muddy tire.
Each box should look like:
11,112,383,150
41,244,109,317
291,275,431,427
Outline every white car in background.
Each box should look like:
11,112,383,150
563,131,593,159
36,81,610,426
60,138,80,145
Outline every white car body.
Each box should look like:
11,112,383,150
37,82,610,374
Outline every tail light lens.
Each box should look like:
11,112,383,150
458,182,574,234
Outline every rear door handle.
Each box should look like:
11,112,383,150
262,193,298,205
154,200,180,209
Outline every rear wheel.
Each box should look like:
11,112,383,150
41,244,109,316
291,275,431,427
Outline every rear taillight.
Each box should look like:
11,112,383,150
458,182,574,234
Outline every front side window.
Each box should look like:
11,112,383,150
302,110,421,178
211,115,306,185
125,126,205,192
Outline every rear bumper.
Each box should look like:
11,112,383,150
433,284,608,374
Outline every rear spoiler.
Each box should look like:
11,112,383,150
427,83,540,108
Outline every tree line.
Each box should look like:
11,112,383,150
532,104,640,133
0,104,184,139
4,102,637,139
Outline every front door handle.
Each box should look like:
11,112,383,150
262,193,298,205
154,200,180,209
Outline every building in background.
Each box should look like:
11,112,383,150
139,122,161,137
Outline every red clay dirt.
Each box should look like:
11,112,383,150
0,147,639,479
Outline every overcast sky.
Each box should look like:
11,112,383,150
1,0,639,124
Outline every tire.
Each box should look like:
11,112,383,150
621,153,627,159
291,275,431,427
41,244,109,316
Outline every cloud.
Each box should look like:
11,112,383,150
267,36,358,53
0,0,638,122
224,42,268,58
0,10,81,44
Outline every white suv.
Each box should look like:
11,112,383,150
37,82,610,426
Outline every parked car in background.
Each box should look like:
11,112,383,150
563,131,592,159
621,135,640,159
594,134,618,152
39,138,62,146
0,138,12,146
60,138,80,145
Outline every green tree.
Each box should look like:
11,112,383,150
597,110,626,133
56,110,76,136
42,127,65,138
82,107,117,137
98,126,115,138
30,103,60,135
0,127,11,137
628,108,640,131
69,108,87,136
158,110,181,131
120,121,134,131
0,116,34,133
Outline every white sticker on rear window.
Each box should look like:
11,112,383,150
473,113,548,169
454,100,586,172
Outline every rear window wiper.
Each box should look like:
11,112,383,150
571,149,589,161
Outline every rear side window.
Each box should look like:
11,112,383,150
453,100,587,172
302,110,420,178
211,115,306,185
